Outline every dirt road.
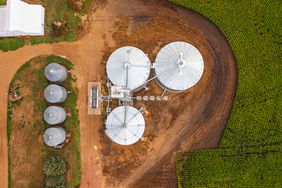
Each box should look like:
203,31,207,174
0,0,237,188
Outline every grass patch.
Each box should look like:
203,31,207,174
170,0,282,187
0,38,25,52
0,0,93,51
7,55,81,188
0,0,6,5
170,0,282,148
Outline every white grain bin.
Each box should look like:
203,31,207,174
105,106,145,145
0,0,45,37
44,84,67,104
43,106,67,125
44,63,68,83
107,46,151,91
43,127,66,147
154,41,204,92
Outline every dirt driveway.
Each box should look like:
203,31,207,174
0,0,237,188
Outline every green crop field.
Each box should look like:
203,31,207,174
177,145,282,187
170,0,282,187
0,0,6,5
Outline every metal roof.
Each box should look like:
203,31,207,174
43,106,67,125
43,127,66,147
44,63,68,83
105,106,145,145
154,41,204,92
44,84,67,104
0,0,45,37
106,46,151,91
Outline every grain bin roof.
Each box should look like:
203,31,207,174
44,84,67,104
43,127,66,147
44,63,68,83
154,41,204,92
105,106,145,145
43,106,67,125
107,46,151,91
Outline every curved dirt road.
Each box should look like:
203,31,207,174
0,0,237,188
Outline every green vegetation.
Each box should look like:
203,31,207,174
0,0,93,51
7,56,81,188
45,175,66,188
44,155,67,176
44,154,67,188
177,145,282,187
171,0,282,187
0,38,25,51
0,0,6,5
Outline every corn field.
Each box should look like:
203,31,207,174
170,0,282,187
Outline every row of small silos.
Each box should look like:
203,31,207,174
43,63,69,148
105,41,205,145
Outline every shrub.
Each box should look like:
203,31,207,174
43,155,67,176
52,19,69,37
45,175,66,188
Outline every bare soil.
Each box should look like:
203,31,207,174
0,0,237,188
9,60,46,188
7,57,80,188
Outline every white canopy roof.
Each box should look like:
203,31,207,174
44,106,67,125
44,84,67,104
44,63,68,83
154,41,204,92
106,46,151,91
105,106,145,145
43,127,66,147
0,0,45,37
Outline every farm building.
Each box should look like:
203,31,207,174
0,0,45,37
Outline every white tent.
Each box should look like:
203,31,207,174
0,0,45,37
154,41,204,92
105,106,145,145
106,46,151,91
